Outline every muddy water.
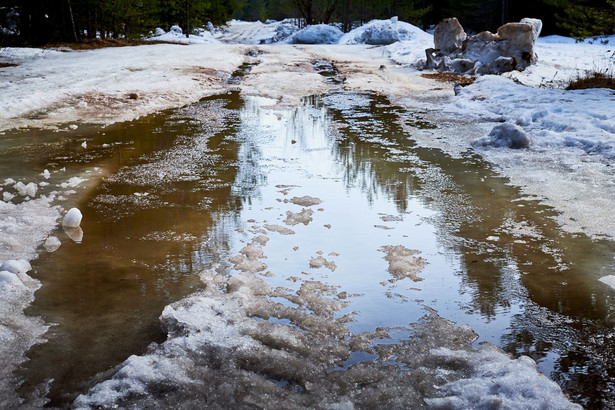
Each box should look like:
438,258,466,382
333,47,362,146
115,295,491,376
8,91,615,407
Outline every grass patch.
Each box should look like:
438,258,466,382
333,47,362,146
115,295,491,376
421,72,475,86
46,38,183,50
566,72,615,90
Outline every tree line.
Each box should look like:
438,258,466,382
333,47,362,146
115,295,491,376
1,0,613,46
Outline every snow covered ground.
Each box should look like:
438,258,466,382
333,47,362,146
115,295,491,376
1,17,613,408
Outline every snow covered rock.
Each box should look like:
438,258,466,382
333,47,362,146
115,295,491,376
426,17,542,74
473,123,531,149
286,24,343,44
62,207,83,227
340,17,428,45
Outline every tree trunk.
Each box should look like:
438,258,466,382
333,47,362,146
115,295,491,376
67,0,78,41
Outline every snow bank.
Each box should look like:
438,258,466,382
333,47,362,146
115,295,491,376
74,239,578,408
285,24,343,44
340,17,431,45
414,67,615,237
452,75,615,158
0,41,242,131
146,25,220,44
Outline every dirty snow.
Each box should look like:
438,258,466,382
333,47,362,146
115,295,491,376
74,242,578,409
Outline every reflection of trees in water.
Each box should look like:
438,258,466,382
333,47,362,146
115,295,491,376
325,93,422,212
503,302,615,408
321,92,615,405
20,93,247,407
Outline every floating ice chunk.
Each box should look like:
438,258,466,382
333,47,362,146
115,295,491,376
43,236,61,252
60,176,86,188
3,178,15,186
309,256,337,271
69,124,78,130
599,275,615,290
379,245,427,282
81,141,87,149
264,224,295,235
290,196,322,207
62,207,82,227
14,181,38,197
284,208,314,226
41,169,51,179
472,123,531,149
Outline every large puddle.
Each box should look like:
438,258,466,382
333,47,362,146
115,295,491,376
5,91,615,407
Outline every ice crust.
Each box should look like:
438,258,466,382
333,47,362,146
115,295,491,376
75,238,578,409
284,208,314,226
0,259,48,409
290,195,322,207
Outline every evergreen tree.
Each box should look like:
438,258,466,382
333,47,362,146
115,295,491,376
549,0,615,39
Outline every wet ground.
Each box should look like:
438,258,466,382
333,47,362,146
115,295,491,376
3,90,615,407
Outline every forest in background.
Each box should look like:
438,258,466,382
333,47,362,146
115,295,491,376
0,0,614,46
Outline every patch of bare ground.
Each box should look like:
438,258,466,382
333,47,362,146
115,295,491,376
46,38,186,50
0,62,17,68
421,72,475,86
566,72,615,90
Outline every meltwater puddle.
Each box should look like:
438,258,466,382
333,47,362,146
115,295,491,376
8,91,615,407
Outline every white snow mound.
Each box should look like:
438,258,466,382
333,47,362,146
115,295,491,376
473,123,531,149
340,17,430,45
147,25,220,44
285,24,343,44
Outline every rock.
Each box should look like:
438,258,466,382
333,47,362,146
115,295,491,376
434,17,467,53
473,123,531,149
